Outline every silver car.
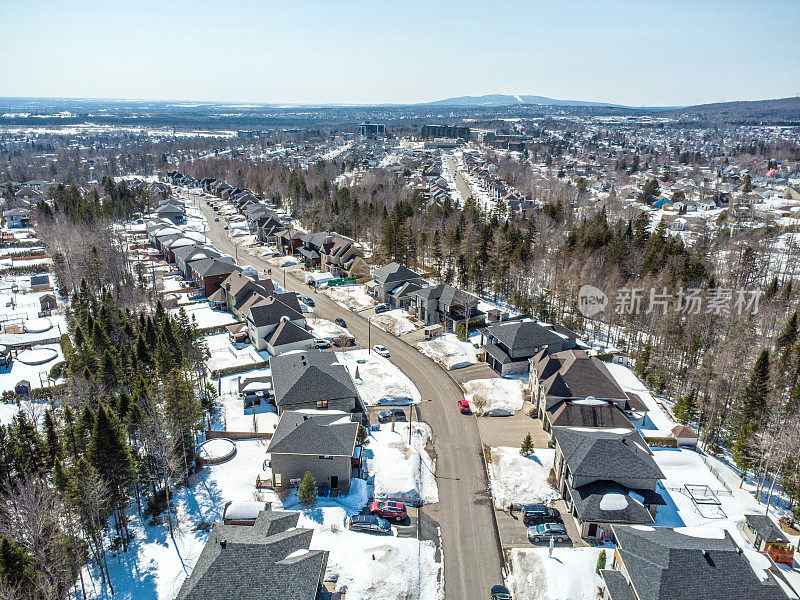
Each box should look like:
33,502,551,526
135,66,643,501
526,522,568,543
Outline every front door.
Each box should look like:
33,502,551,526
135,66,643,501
588,523,598,537
330,476,339,490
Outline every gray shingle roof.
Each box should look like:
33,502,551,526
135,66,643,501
372,261,422,285
547,399,634,429
176,510,328,600
552,427,664,482
569,480,662,525
192,257,241,278
610,525,789,600
270,350,357,408
745,514,789,545
485,320,575,353
267,410,358,456
248,293,303,327
533,348,628,402
267,319,314,347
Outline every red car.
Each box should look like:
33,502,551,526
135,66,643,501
458,399,472,414
369,500,407,522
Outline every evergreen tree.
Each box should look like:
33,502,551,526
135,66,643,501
734,350,771,469
43,409,61,471
162,370,203,478
298,471,318,507
595,549,607,575
520,432,534,456
673,390,698,425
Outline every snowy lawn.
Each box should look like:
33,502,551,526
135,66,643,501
605,362,675,433
463,377,525,416
171,302,236,329
321,285,376,312
338,348,422,405
213,368,278,434
0,342,65,393
488,447,559,509
366,422,438,506
307,317,349,340
267,255,300,267
507,547,604,600
416,333,480,370
371,308,419,336
204,333,268,372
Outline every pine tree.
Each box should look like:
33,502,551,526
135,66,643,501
673,390,698,425
10,412,46,479
734,350,770,470
43,409,61,471
298,471,318,507
162,369,203,478
595,549,607,575
520,432,534,456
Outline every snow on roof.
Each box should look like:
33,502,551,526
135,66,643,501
599,493,629,511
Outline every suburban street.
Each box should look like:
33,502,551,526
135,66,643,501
193,195,504,600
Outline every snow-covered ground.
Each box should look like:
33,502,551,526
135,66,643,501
204,332,268,372
366,422,438,506
170,302,236,329
488,446,559,509
214,368,278,434
321,284,376,312
371,308,419,336
605,362,675,433
307,317,349,340
507,547,604,600
338,349,422,405
416,332,480,370
463,377,525,416
0,342,65,393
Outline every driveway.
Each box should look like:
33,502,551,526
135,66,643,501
193,195,504,599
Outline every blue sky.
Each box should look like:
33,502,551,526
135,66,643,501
1,0,798,106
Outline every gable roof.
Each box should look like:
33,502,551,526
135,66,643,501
552,427,664,483
372,261,422,286
266,319,315,347
270,350,357,408
533,348,628,401
176,510,328,600
191,257,241,278
485,320,577,353
547,399,634,429
608,525,789,600
248,293,303,327
267,410,358,456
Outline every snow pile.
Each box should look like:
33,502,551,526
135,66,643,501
170,302,236,328
371,309,418,336
322,285,376,312
268,255,300,267
307,317,349,340
507,547,604,600
605,362,675,433
416,333,480,370
366,422,438,506
463,378,525,416
488,447,559,509
338,349,421,405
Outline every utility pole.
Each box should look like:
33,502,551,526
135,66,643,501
368,316,371,353
408,405,413,445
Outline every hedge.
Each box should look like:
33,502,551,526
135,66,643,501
644,436,678,448
197,323,239,336
210,360,270,379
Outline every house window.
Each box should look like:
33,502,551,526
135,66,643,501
274,473,281,486
316,400,329,409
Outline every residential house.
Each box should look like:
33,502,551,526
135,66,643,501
601,525,790,600
266,410,361,494
552,427,666,540
270,350,361,416
480,320,579,376
372,262,422,308
529,348,634,432
173,244,220,280
30,273,52,292
155,202,186,224
409,284,482,332
175,509,329,600
3,208,30,228
743,514,791,553
245,293,305,352
276,228,305,256
211,271,275,320
190,258,241,297
264,318,316,355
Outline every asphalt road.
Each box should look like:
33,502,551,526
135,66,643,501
192,195,504,600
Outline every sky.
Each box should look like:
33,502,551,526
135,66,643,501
1,0,799,107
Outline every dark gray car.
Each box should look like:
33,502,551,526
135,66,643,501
348,515,392,535
526,522,568,543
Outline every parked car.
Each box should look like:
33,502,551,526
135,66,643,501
214,217,219,222
313,338,331,349
369,500,407,522
303,296,315,307
521,504,562,527
377,408,407,423
347,515,392,535
334,317,347,328
223,225,229,230
526,522,568,544
458,399,472,414
373,345,390,357
490,585,512,600
374,303,389,314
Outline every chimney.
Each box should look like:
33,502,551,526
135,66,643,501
220,540,227,550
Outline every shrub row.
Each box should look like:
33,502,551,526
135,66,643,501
210,360,270,379
643,436,678,448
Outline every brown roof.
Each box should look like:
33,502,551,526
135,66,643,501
671,425,698,438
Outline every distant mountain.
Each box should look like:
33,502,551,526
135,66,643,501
423,94,642,109
657,96,800,122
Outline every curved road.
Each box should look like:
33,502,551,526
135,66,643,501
193,196,504,600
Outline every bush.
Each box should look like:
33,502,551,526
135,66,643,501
643,436,678,448
49,361,66,380
211,360,270,379
595,549,607,574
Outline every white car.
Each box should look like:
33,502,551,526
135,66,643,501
373,345,390,357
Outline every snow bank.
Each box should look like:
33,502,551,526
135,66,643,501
507,547,604,600
170,302,236,328
338,349,421,405
488,446,559,509
322,285,376,312
416,333,479,370
463,378,525,416
366,422,438,506
371,309,418,336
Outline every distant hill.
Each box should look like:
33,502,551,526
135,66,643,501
422,94,633,108
657,96,800,122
